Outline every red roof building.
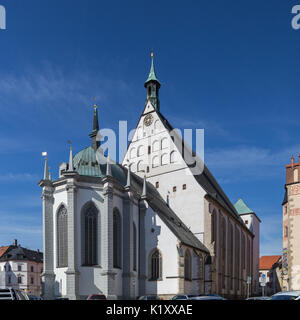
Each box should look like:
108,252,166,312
259,255,281,270
0,246,10,259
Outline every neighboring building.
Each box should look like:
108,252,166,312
259,255,281,296
0,240,43,297
41,55,257,300
234,198,261,296
282,155,300,291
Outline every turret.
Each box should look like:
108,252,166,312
144,52,161,111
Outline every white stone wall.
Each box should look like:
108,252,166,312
144,205,179,296
123,107,206,242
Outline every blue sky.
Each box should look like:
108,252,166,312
0,0,299,255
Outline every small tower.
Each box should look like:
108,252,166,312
144,52,161,111
89,103,100,150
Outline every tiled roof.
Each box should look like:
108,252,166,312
0,246,10,258
259,255,281,270
0,246,43,263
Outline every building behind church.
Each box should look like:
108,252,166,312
0,240,43,297
40,55,260,300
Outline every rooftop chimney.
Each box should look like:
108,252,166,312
14,239,17,246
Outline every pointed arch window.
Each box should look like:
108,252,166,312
133,222,137,271
211,209,216,244
57,205,68,268
184,250,192,280
84,204,98,266
113,209,122,268
149,249,162,280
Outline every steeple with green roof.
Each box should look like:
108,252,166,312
144,52,161,111
234,198,254,215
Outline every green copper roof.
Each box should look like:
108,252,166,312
145,57,160,85
234,198,254,215
73,146,126,185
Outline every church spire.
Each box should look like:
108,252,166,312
89,103,100,150
43,152,49,180
68,145,74,171
144,52,161,111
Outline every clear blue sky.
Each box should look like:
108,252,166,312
0,0,299,256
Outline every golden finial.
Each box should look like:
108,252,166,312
151,51,154,59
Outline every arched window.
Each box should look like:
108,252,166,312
161,153,168,165
133,222,137,271
130,147,136,159
137,127,142,139
170,151,177,164
152,140,159,152
131,162,136,173
137,160,144,172
242,233,246,270
161,138,168,149
199,255,203,280
152,156,159,168
154,120,160,132
84,204,98,266
113,209,122,268
137,145,144,157
57,205,68,268
184,250,192,280
149,249,162,280
235,226,240,290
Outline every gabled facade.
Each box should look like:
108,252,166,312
122,55,256,299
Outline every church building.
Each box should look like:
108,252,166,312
40,55,259,300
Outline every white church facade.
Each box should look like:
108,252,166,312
39,55,260,300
